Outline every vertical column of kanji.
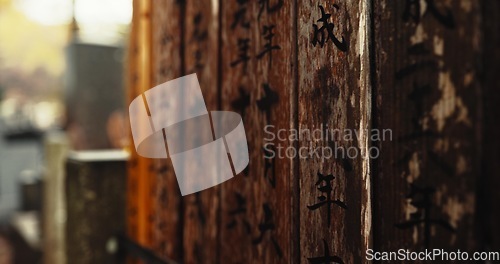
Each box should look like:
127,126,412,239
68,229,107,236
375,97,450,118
373,0,481,254
181,0,221,263
298,0,372,263
480,0,500,251
219,0,296,263
127,0,156,250
151,0,183,260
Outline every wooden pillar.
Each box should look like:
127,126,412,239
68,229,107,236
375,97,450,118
43,132,68,264
181,0,220,263
218,0,296,263
127,0,156,251
297,1,372,263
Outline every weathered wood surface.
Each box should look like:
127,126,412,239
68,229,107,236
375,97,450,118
151,0,183,260
297,1,372,263
373,0,481,254
218,0,296,263
126,0,500,263
182,0,220,263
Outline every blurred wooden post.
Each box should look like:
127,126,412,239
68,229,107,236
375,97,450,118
181,0,220,263
149,0,183,260
42,131,69,264
373,0,482,252
65,150,128,264
126,0,157,251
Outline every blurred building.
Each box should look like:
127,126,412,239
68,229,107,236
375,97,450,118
65,41,125,150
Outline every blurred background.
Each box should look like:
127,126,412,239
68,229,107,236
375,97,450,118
0,0,131,262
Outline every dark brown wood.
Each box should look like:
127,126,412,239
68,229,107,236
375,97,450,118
219,0,296,263
297,1,372,263
373,0,481,254
181,0,220,263
479,0,500,252
151,0,183,261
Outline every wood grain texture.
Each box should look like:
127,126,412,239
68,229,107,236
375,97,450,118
373,0,481,254
219,0,296,262
151,0,183,261
297,0,372,263
126,0,156,250
181,0,220,263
